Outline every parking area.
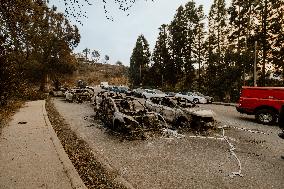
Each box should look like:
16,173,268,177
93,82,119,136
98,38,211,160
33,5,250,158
51,95,284,189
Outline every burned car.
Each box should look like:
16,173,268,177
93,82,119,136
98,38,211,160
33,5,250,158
145,97,216,131
96,95,165,138
92,91,123,111
65,88,93,103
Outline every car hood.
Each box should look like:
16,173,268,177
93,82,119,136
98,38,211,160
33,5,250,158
182,107,215,118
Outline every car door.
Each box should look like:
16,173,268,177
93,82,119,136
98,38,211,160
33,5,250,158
186,92,195,102
159,98,176,122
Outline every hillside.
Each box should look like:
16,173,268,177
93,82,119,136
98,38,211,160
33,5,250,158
69,61,129,86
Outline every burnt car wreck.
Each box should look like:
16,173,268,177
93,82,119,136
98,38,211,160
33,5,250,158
95,93,165,139
93,92,216,139
145,97,216,132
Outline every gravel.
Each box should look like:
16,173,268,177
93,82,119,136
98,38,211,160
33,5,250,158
52,97,284,189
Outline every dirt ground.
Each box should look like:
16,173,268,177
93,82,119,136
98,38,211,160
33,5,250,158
52,97,284,189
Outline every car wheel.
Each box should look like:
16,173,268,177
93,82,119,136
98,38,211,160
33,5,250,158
192,98,199,104
255,109,277,125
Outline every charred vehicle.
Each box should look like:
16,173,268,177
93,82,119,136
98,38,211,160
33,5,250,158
145,97,216,131
65,88,93,103
93,91,123,111
96,94,165,138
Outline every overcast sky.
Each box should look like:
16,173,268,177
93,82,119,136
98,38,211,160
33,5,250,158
50,0,230,66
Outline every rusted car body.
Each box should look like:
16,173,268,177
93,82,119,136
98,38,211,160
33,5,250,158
96,94,165,138
65,88,93,102
145,97,216,131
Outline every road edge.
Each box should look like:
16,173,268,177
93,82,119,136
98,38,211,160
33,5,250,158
212,102,237,107
42,100,87,189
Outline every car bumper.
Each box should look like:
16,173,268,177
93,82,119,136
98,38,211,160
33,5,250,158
199,99,208,104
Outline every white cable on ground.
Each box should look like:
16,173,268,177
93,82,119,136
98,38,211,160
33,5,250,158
186,126,243,178
188,135,225,141
229,126,268,135
161,128,185,139
221,125,243,178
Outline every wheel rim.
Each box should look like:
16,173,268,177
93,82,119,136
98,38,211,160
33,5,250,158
259,113,273,123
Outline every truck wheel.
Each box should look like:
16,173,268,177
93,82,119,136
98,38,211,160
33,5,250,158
255,109,276,125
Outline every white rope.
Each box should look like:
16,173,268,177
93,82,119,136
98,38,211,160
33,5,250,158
221,126,243,178
160,124,244,178
188,126,243,178
229,126,268,135
188,135,225,141
161,128,185,139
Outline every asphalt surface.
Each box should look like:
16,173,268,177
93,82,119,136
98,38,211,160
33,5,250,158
53,97,284,189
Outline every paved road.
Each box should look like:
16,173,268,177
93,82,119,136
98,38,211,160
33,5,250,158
53,97,284,189
199,103,280,134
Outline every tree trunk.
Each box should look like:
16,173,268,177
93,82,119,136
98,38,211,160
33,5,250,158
40,73,50,92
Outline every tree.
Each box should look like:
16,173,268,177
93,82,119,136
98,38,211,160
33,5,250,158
193,6,206,91
228,0,284,86
151,24,173,87
129,35,151,86
91,49,100,62
0,0,80,98
104,55,110,64
168,2,205,90
205,0,229,100
182,1,205,89
169,5,187,88
83,48,90,61
115,61,123,66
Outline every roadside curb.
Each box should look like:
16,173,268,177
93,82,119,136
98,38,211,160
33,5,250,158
42,100,87,189
212,102,237,107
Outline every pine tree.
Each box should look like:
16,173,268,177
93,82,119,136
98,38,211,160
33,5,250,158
169,5,187,88
168,2,205,90
129,35,151,86
205,0,229,100
151,24,173,87
192,5,206,91
183,2,206,90
229,0,284,86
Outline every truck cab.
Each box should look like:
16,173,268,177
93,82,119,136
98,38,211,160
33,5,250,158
236,87,284,125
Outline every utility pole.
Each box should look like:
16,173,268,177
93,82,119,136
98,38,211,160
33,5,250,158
254,41,257,87
245,3,252,86
262,0,268,86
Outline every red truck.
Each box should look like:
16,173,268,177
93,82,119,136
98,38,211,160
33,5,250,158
236,86,284,125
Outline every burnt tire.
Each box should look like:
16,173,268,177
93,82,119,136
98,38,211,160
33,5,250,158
175,117,189,128
113,120,123,132
255,109,277,125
